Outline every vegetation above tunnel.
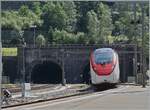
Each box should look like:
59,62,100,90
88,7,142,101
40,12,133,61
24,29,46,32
1,1,149,57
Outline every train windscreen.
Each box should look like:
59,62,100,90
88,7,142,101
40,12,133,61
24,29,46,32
94,51,113,64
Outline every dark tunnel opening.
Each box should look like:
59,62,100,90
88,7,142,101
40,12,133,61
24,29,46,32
2,58,18,83
31,61,62,84
83,63,91,84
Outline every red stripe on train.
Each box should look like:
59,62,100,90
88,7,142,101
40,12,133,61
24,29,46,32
90,53,116,76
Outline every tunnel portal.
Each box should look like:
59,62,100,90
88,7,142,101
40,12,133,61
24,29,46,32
31,61,62,84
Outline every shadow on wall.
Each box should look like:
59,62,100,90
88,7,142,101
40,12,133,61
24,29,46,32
31,61,62,84
82,63,91,84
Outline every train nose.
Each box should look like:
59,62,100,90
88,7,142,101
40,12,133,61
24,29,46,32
95,63,114,75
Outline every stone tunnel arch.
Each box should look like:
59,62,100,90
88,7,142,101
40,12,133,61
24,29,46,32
31,60,62,84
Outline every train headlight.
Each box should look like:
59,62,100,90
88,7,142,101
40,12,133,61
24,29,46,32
94,67,97,71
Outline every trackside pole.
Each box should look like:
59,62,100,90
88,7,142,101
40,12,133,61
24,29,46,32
0,40,2,109
148,0,150,85
141,3,146,88
0,1,2,109
0,34,2,110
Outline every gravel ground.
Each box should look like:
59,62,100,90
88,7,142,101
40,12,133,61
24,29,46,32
2,84,90,108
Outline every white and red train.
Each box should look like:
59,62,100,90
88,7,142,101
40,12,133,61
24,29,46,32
90,48,120,85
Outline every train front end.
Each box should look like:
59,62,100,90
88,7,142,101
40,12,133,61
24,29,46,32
90,48,120,85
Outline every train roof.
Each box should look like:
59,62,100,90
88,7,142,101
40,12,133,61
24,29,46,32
94,48,114,53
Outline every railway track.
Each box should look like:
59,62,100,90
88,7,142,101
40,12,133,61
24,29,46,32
1,84,127,109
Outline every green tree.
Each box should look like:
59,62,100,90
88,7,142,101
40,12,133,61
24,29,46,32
96,3,113,43
42,2,67,31
18,5,42,29
2,1,149,47
75,1,99,32
52,29,66,44
36,34,46,47
18,5,30,17
61,1,77,32
2,5,42,31
32,2,42,15
86,10,99,43
76,32,86,44
52,29,86,44
2,11,22,30
112,3,148,43
2,5,42,45
42,1,78,43
52,29,76,44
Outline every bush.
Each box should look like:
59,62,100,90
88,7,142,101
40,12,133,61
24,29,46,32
36,34,46,47
52,29,86,44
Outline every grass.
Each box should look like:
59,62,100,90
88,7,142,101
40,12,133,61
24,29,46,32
2,84,19,88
